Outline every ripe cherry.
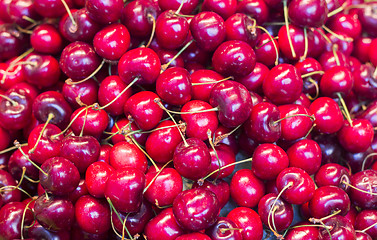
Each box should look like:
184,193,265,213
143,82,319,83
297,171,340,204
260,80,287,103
192,179,230,208
85,161,113,198
85,0,123,24
225,13,260,47
191,69,224,102
227,207,263,240
319,215,356,240
348,169,377,209
0,202,33,239
338,119,374,153
288,0,328,28
309,97,344,134
287,139,322,175
156,11,189,50
355,210,377,239
30,24,63,55
109,141,147,172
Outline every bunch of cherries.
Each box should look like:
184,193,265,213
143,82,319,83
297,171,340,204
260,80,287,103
0,0,377,239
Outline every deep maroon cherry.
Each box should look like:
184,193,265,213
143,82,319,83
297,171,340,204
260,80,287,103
192,179,230,208
285,222,321,240
111,118,148,146
207,144,235,179
356,232,373,240
158,0,199,15
0,62,25,91
0,169,21,204
85,0,123,24
278,24,312,61
31,24,63,55
205,217,242,240
353,64,377,100
213,125,239,155
225,13,260,47
358,2,377,38
8,0,42,28
315,163,350,189
68,179,88,203
0,24,28,62
236,62,269,94
309,97,344,134
227,207,263,240
62,78,98,109
288,0,328,28
109,141,147,172
0,202,33,240
24,220,70,240
236,0,269,24
355,210,377,239
319,50,350,71
349,169,377,209
8,145,39,181
34,0,73,18
287,139,322,175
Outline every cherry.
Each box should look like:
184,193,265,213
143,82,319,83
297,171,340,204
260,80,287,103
111,118,148,146
191,69,224,102
230,168,265,208
190,11,226,52
59,41,101,81
236,0,270,24
30,24,63,55
62,78,98,109
34,0,73,18
176,233,211,240
355,210,377,239
202,0,237,19
157,49,185,69
173,188,220,231
319,50,350,71
209,80,252,128
358,2,377,38
278,24,312,61
85,0,123,24
258,193,294,232
353,37,372,63
213,125,239,155
353,64,377,100
227,207,263,240
263,64,303,105
144,208,185,240
315,163,350,190
255,33,279,67
207,144,235,179
75,195,111,234
98,75,132,116
356,232,373,240
59,8,102,43
173,138,211,180
205,217,242,240
0,24,28,62
287,139,322,175
288,0,328,27
236,62,269,95
8,145,39,181
8,0,41,28
192,179,230,208
349,169,377,209
68,179,88,203
276,167,315,205
338,119,374,153
93,23,131,61
278,104,313,141
309,97,344,134
284,222,321,240
224,13,259,47
0,169,21,204
105,167,145,213
0,0,12,23
34,193,75,232
84,162,113,198
0,202,33,240
24,220,70,240
0,62,26,91
212,40,256,78
158,0,199,15
109,141,147,172
156,67,192,106
40,157,80,196
320,215,356,240
252,143,289,180
320,66,354,97
156,11,189,50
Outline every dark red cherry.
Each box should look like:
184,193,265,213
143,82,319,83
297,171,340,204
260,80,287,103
24,220,70,240
315,163,350,189
62,78,98,109
309,97,344,134
319,50,350,71
31,24,63,55
190,11,226,52
75,195,111,234
109,141,147,172
118,47,161,85
258,193,294,232
207,144,235,179
320,216,356,240
34,0,73,18
320,66,353,97
278,104,313,141
0,169,21,204
263,64,303,105
8,145,39,181
339,119,374,153
353,37,372,63
288,0,328,28
85,162,113,198
68,179,88,203
355,210,377,239
213,125,239,155
156,11,189,50
144,208,185,240
192,179,230,208
0,0,12,23
173,188,220,231
205,217,242,240
356,232,373,240
59,41,101,81
85,0,123,24
287,139,322,175
8,0,41,28
209,80,252,128
157,49,185,69
349,170,377,209
156,67,192,106
236,62,269,95
255,33,279,67
230,169,265,208
353,64,377,100
227,207,263,240
358,2,377,38
40,157,80,196
224,13,259,47
276,167,315,205
285,222,321,240
93,23,130,61
176,233,211,240
0,202,33,240
0,62,25,91
236,0,270,24
0,24,28,62
252,143,289,180
191,69,224,102
309,186,351,218
111,117,148,145
34,194,75,232
158,0,199,14
212,40,256,78
104,167,145,213
202,0,237,19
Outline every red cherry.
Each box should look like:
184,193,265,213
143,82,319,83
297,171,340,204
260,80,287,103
287,139,322,175
309,97,344,134
30,24,63,55
109,141,147,172
85,161,114,198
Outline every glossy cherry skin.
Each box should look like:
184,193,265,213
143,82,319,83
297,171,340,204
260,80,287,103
191,69,224,102
320,216,356,240
258,193,294,232
145,120,182,164
59,41,101,81
0,62,25,91
0,24,28,62
181,100,219,141
190,11,226,52
230,169,265,208
176,233,211,240
236,62,269,95
75,195,111,234
309,97,344,134
173,188,220,231
224,13,259,47
278,104,313,141
144,208,185,240
31,24,63,55
353,37,372,63
287,139,322,175
315,163,351,190
349,169,377,209
173,138,211,180
355,210,377,239
284,222,321,240
0,169,21,204
319,49,350,71
353,64,377,100
309,185,351,218
227,207,263,240
207,144,235,179
236,0,270,24
212,40,256,78
112,199,154,236
68,179,88,203
278,24,313,61
156,67,192,106
209,80,252,128
356,232,373,240
320,66,353,97
263,64,303,105
252,144,289,180
192,179,230,208
70,106,109,139
205,217,242,240
158,0,199,14
85,0,123,24
338,119,374,153
62,78,98,109
118,47,161,85
156,11,189,50
358,2,377,38
276,167,315,205
40,157,81,196
34,194,75,232
85,161,113,198
213,125,239,155
124,91,163,130
202,0,237,19
105,167,145,213
8,0,42,28
34,0,73,18
288,0,328,27
8,145,39,181
0,202,34,240
93,23,130,61
144,167,183,207
109,141,147,172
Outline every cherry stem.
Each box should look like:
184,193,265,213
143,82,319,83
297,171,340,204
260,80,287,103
327,2,347,17
207,130,222,182
1,48,34,83
344,4,368,14
15,25,33,34
24,175,39,183
79,108,88,137
145,14,156,48
310,209,341,224
160,106,219,115
255,25,279,65
283,0,296,58
199,157,253,182
106,197,133,240
154,98,188,147
14,140,48,176
143,160,173,194
129,131,160,172
0,143,27,155
264,22,285,26
306,78,320,100
323,25,353,42
312,27,332,44
373,67,377,79
342,180,377,196
99,77,138,110
362,153,377,171
0,93,19,106
213,124,241,146
359,222,377,233
332,44,341,66
219,228,243,234
336,92,353,127
255,37,279,50
0,167,33,199
60,0,77,27
121,212,131,240
191,76,233,86
121,123,187,140
301,27,309,61
273,114,315,125
29,113,54,154
301,71,325,79
22,16,37,24
175,0,185,15
161,39,194,71
66,59,105,85
20,198,35,240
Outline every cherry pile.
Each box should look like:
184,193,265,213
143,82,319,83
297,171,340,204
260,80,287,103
1,0,377,239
